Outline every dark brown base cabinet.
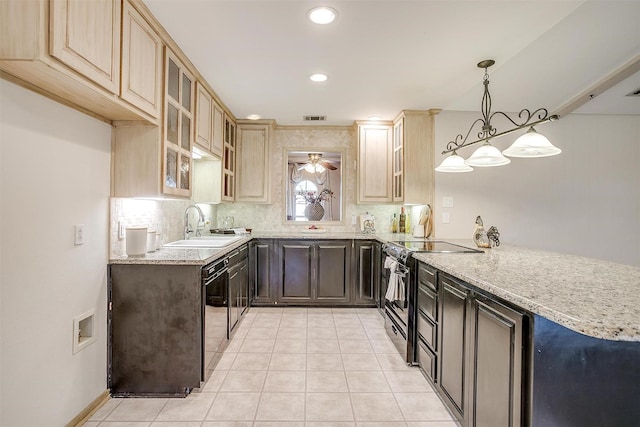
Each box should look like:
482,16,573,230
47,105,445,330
278,240,350,304
108,264,202,396
420,262,640,427
250,239,379,307
250,239,275,304
354,240,379,305
430,270,525,427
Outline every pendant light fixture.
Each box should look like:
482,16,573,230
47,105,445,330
436,60,561,172
502,126,562,157
435,151,473,172
465,141,511,167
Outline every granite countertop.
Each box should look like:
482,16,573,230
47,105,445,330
109,232,640,341
411,241,640,342
109,236,254,265
109,232,380,265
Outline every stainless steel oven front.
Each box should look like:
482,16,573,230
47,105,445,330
382,244,417,365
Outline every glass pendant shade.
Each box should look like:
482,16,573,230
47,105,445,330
465,142,511,167
435,153,473,172
502,126,562,158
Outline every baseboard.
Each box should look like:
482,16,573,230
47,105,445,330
65,390,110,427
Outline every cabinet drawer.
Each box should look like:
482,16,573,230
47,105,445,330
418,283,437,321
417,311,437,351
417,338,437,383
418,263,436,291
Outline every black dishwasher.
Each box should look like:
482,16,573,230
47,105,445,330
201,256,229,382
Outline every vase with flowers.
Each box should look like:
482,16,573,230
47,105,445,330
297,188,333,221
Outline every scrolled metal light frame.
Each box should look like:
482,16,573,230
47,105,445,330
443,60,560,155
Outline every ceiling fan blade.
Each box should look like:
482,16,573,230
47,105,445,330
319,160,337,170
297,163,309,171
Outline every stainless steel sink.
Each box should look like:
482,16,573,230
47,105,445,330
164,235,243,248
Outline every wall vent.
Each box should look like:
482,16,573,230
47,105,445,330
626,87,640,97
303,115,327,121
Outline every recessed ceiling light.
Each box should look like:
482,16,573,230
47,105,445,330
308,6,337,25
246,114,261,120
368,116,382,121
310,73,328,82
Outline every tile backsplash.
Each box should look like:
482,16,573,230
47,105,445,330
110,198,217,257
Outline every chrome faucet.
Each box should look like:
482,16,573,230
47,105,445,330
184,204,205,240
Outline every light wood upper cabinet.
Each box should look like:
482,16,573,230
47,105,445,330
50,0,121,95
235,121,273,204
357,122,394,203
112,123,164,198
121,0,162,119
195,82,213,152
163,48,194,197
393,110,440,206
0,0,148,121
194,82,225,158
212,102,224,156
193,158,222,204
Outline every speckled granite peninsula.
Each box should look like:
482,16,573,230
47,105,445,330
109,232,640,341
411,242,640,342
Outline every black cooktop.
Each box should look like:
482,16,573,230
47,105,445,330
391,240,482,253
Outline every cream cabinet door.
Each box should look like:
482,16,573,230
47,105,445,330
50,0,121,94
121,0,162,118
212,102,224,157
236,123,271,203
195,82,213,152
357,124,393,203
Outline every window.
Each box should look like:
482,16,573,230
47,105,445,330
294,180,317,220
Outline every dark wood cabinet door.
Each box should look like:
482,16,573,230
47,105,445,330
316,241,350,302
354,240,377,304
279,242,313,301
250,240,273,304
439,276,469,421
470,297,523,427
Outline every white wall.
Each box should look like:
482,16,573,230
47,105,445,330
434,110,640,266
0,80,111,425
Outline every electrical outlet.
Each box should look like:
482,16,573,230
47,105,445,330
118,221,125,240
351,215,357,225
74,224,84,245
442,212,450,224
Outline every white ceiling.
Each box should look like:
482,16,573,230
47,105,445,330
143,0,640,126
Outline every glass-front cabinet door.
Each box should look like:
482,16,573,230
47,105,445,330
163,48,194,196
221,115,236,201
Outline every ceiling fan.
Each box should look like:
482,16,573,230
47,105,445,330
297,153,337,172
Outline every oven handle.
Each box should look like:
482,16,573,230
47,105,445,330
204,268,227,285
384,255,410,276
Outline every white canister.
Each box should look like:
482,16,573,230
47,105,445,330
146,229,157,252
126,227,148,256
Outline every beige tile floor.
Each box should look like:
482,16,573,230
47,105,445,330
83,307,459,427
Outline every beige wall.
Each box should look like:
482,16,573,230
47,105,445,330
434,110,640,266
0,80,111,425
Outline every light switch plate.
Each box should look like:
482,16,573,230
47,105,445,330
443,196,454,208
74,224,84,245
442,212,450,223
